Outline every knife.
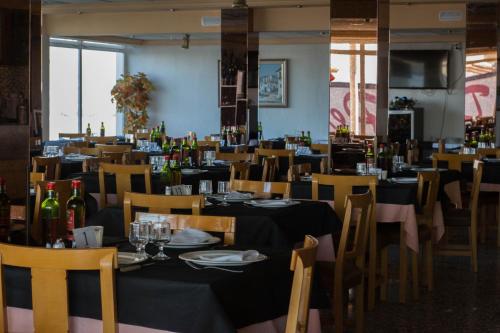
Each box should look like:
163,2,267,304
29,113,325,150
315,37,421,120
120,261,155,273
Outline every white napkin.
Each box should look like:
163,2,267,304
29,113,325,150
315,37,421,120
170,228,212,244
198,250,260,262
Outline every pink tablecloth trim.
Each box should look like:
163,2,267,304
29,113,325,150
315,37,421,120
480,183,500,192
433,201,445,242
444,181,462,209
6,307,321,333
376,203,419,253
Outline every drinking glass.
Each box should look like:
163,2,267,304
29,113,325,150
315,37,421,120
151,219,171,261
217,181,230,206
129,221,150,259
199,180,213,195
356,163,367,175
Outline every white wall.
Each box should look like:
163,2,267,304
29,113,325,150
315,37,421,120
126,43,330,140
126,45,221,138
258,44,329,140
389,43,465,141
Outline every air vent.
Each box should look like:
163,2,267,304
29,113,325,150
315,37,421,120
438,10,463,22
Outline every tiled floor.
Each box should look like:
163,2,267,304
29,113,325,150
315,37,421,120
364,243,500,332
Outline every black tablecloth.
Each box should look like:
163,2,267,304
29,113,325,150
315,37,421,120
5,247,324,333
88,201,340,249
462,160,500,184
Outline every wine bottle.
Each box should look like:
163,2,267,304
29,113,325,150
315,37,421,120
41,182,60,248
100,122,105,137
0,177,10,242
160,121,166,135
160,156,173,185
66,180,85,248
223,127,228,147
306,131,312,147
162,137,170,154
181,137,191,167
156,126,162,147
86,123,92,137
366,144,375,169
258,122,263,141
376,144,386,170
191,134,199,167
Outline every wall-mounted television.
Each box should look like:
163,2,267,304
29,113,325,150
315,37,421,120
389,50,449,89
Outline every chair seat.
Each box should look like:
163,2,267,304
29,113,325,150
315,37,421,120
317,260,363,292
444,208,472,226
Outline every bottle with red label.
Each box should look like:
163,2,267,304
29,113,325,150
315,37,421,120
41,182,60,248
0,177,11,242
66,180,86,248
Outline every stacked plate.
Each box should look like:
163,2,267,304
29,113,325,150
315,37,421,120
410,167,446,172
181,169,209,175
390,177,418,184
244,199,300,208
209,192,253,203
179,250,267,267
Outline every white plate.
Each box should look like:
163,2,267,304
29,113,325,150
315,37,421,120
244,199,301,208
410,167,446,172
165,236,221,249
118,252,148,266
181,169,209,175
300,175,312,182
391,177,418,184
208,193,253,203
179,250,267,267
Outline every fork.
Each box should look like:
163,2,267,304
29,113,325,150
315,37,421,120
184,260,244,273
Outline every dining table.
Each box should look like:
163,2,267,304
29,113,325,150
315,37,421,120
3,245,327,333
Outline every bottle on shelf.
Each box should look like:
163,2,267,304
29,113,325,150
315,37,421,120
234,126,241,145
100,122,105,137
162,137,170,154
191,134,199,167
160,121,166,135
171,138,181,164
150,127,156,142
258,122,263,141
160,156,172,185
0,177,10,242
377,144,386,170
470,132,478,149
65,180,85,248
223,127,228,147
156,126,163,147
86,123,92,137
365,143,375,169
306,131,312,147
181,137,191,167
41,182,61,248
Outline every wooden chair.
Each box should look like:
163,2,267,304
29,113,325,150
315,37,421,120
285,235,319,333
80,147,102,157
311,143,329,154
259,140,274,149
437,160,483,272
102,152,126,164
95,144,132,154
32,156,61,180
29,172,45,187
82,157,112,173
234,145,248,153
229,179,291,199
311,173,379,310
262,157,278,182
58,133,86,139
63,146,80,155
98,163,152,209
254,148,295,172
432,153,478,172
318,191,373,333
198,140,220,153
123,192,203,236
215,152,254,162
0,244,118,333
287,163,312,182
68,141,89,148
380,171,439,303
230,162,251,182
477,147,500,158
32,180,85,244
437,139,445,153
129,151,148,165
85,136,118,145
135,213,236,245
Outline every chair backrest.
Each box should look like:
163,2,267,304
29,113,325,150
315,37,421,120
259,140,274,149
82,157,113,173
310,143,328,154
262,156,278,182
79,147,102,157
470,160,484,217
59,133,86,139
63,146,80,155
68,141,89,148
285,235,319,333
230,179,291,198
230,162,251,181
123,192,203,236
254,148,295,171
431,153,478,172
29,172,45,186
437,139,445,153
101,152,126,164
0,244,117,333
215,152,254,162
336,191,373,272
32,179,85,244
129,151,148,165
32,156,61,180
477,148,500,158
320,157,330,174
95,144,132,154
416,171,440,225
288,163,312,182
85,136,118,145
198,140,220,152
234,145,248,153
98,163,152,208
311,173,377,222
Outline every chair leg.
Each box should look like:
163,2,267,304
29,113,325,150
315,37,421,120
355,282,364,333
425,240,433,291
368,222,377,311
334,283,343,333
399,229,407,303
411,250,419,301
380,246,388,302
480,204,486,244
470,225,478,273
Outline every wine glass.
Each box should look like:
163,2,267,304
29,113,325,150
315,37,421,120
199,180,213,195
151,219,171,261
217,181,230,206
129,221,150,259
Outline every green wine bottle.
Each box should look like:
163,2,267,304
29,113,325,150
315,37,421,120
41,182,60,248
100,122,105,137
0,177,11,242
160,156,173,185
182,137,191,167
160,121,166,135
66,180,85,248
191,134,199,167
86,123,92,137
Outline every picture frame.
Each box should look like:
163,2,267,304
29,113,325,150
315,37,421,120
259,59,288,108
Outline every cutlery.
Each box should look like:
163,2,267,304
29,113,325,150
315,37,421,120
184,260,244,273
120,261,155,273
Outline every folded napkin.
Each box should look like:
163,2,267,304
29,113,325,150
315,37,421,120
170,228,212,244
198,250,260,262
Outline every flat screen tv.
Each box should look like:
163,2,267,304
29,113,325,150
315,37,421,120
390,50,449,89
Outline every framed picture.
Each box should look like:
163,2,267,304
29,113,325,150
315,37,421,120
259,59,288,108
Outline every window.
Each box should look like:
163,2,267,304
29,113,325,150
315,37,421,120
49,39,124,140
